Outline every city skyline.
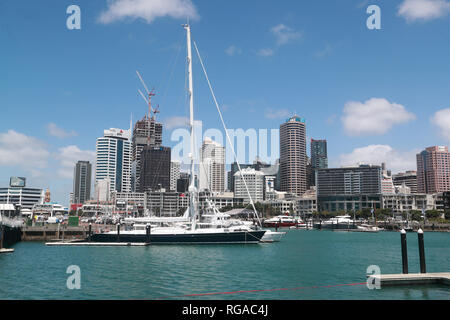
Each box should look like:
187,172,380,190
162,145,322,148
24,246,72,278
2,0,450,205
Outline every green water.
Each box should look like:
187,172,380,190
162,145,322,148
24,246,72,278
1,230,449,300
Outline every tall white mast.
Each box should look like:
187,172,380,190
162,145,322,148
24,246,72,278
184,23,197,230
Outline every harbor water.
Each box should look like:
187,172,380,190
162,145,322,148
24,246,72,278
1,230,449,300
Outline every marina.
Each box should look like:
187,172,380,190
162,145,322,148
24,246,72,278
1,229,449,300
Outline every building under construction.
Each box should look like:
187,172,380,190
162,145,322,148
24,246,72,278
131,115,163,191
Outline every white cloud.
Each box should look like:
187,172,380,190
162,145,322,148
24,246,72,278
46,123,78,139
0,130,49,170
98,0,199,24
339,145,419,174
265,108,291,119
398,0,450,22
257,48,275,57
341,98,416,136
163,116,190,130
225,45,242,56
271,24,302,46
54,145,95,179
431,108,450,141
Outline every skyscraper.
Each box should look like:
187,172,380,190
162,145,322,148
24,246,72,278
199,137,225,193
131,115,163,191
95,128,132,194
139,146,171,192
280,115,307,196
73,160,92,204
311,139,328,169
417,146,450,193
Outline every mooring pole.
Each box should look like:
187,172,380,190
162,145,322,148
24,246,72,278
146,223,151,244
418,229,426,274
0,225,4,249
88,223,92,242
400,229,408,274
117,223,120,243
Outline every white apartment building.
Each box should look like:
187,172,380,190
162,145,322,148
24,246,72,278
199,137,225,193
95,128,132,195
234,168,264,204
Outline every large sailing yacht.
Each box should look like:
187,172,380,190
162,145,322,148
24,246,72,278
90,24,266,244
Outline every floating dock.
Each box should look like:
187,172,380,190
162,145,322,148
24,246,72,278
0,248,14,253
45,241,149,247
370,272,450,286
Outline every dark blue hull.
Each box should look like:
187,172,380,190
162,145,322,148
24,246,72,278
89,230,266,244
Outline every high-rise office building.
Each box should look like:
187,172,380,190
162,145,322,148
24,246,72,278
95,128,132,194
417,146,450,194
311,139,328,169
73,161,92,204
139,146,171,192
309,139,328,188
131,116,163,191
199,137,225,193
280,115,307,196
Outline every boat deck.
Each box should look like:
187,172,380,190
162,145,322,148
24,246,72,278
45,241,149,247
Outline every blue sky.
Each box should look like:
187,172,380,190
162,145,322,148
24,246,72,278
1,0,450,205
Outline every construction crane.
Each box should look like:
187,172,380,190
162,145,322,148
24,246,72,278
136,70,157,120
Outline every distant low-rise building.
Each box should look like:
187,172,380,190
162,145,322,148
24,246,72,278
0,178,44,210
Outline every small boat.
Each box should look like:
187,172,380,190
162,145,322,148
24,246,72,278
314,215,358,230
263,215,299,228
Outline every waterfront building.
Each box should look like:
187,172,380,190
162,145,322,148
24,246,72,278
444,191,450,210
147,191,189,216
234,168,265,204
262,198,298,215
393,171,418,194
131,115,163,191
73,160,92,204
297,187,318,217
139,146,171,192
170,161,181,192
280,115,307,196
316,164,382,212
0,179,44,210
199,138,225,193
95,128,132,194
112,192,146,216
417,146,450,194
381,193,435,213
198,191,244,211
